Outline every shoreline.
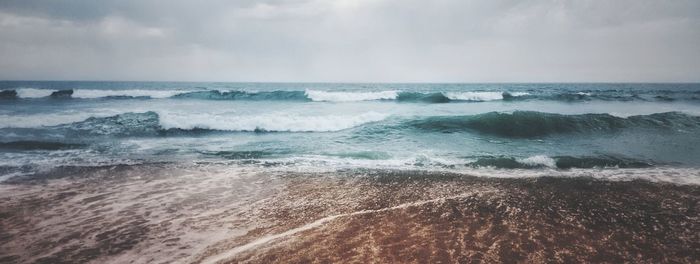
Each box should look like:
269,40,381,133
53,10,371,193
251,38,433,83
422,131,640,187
1,165,698,263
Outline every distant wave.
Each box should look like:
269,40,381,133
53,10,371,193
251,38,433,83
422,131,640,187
172,90,308,101
305,90,530,102
72,89,184,99
0,88,550,102
395,92,451,103
444,91,529,101
6,88,185,99
3,88,699,103
405,111,700,138
8,88,73,98
304,90,399,102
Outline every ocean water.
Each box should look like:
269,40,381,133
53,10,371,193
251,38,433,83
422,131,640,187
1,81,700,183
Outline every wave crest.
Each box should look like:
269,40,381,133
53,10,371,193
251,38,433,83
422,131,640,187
8,88,697,103
18,111,390,136
305,90,399,102
173,90,308,101
72,89,184,99
16,88,56,98
396,92,451,103
407,111,700,137
443,91,506,101
158,111,389,132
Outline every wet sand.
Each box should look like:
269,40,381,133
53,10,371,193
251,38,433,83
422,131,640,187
1,164,698,263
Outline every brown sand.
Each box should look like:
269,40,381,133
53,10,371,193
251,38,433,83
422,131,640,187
0,165,698,263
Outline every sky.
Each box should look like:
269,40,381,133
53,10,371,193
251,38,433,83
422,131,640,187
0,0,699,82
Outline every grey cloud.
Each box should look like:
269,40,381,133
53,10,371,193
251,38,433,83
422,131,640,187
0,0,698,82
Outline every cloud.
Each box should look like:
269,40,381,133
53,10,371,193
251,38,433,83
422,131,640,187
0,0,698,82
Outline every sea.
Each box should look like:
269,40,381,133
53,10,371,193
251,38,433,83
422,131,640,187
2,81,700,263
1,81,700,183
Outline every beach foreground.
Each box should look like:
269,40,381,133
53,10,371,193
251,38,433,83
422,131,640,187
1,164,698,263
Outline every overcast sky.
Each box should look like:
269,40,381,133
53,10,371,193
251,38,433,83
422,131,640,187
0,0,699,82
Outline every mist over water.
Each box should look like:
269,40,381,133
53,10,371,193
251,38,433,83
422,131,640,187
1,81,700,183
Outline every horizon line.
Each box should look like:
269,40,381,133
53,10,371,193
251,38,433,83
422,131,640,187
1,80,699,84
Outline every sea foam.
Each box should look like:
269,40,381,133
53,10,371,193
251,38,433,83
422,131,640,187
158,111,389,132
72,89,186,99
518,155,557,168
443,91,505,101
305,90,398,102
14,88,186,99
16,88,56,98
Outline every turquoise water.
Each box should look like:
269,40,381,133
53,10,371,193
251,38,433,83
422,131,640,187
1,81,700,181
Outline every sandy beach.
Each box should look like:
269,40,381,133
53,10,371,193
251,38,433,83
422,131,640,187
1,164,698,263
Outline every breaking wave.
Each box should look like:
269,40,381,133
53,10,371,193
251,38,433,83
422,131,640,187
3,111,699,138
304,90,399,102
172,90,309,101
304,90,531,102
6,88,186,99
0,111,389,137
157,111,389,132
407,111,700,137
71,89,185,99
16,88,56,98
4,88,698,103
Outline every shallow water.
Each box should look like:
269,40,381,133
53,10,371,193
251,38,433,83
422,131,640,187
1,165,697,263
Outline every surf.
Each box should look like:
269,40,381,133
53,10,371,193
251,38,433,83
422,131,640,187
406,111,700,137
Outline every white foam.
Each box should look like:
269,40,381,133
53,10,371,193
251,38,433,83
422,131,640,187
16,88,56,98
72,89,185,99
247,157,700,185
305,90,398,102
518,155,556,168
443,91,504,101
509,92,531,97
157,111,389,132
